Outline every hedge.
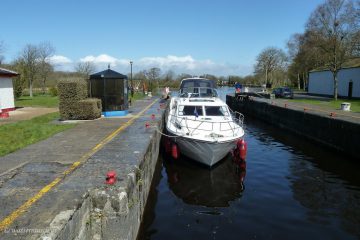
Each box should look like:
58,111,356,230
58,80,101,120
75,98,102,120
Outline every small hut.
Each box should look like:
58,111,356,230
89,67,128,117
0,68,18,118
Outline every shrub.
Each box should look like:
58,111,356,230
58,80,87,120
75,98,102,120
12,75,26,99
49,86,58,97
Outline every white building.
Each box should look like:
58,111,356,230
0,68,18,114
308,67,360,98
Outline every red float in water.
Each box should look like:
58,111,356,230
171,143,179,159
237,139,247,161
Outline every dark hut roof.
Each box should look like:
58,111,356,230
0,68,19,77
90,68,127,79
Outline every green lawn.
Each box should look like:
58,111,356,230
15,95,59,108
130,92,147,101
289,99,360,112
0,112,75,156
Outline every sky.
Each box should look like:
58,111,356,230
1,0,325,76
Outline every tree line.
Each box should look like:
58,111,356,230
255,0,359,100
0,0,359,100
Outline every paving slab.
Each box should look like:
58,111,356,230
0,96,164,239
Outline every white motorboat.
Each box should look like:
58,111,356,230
165,78,245,167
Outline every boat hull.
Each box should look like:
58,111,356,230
171,135,238,167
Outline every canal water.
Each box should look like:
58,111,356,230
138,87,360,240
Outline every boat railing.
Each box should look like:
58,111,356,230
169,111,244,137
178,87,218,99
229,109,244,127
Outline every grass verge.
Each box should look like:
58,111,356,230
15,95,59,108
0,112,75,156
130,92,147,101
288,99,360,112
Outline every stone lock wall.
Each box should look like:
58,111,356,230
227,95,360,160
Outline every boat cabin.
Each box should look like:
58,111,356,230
179,78,218,98
173,97,231,119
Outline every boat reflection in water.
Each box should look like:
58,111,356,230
163,152,246,208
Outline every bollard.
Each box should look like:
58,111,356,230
105,170,117,185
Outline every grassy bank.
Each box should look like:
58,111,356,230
16,95,59,108
288,99,360,112
0,112,75,156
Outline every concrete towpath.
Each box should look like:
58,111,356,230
0,96,164,239
0,107,58,126
255,97,360,124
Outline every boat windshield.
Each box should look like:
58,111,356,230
180,79,216,89
178,105,203,116
179,87,217,98
205,106,229,116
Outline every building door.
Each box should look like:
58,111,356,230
348,80,353,99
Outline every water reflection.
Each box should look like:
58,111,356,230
246,117,360,238
289,158,360,237
163,153,246,208
138,89,360,240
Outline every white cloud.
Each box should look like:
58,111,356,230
49,55,73,71
79,54,128,67
53,54,253,76
49,55,72,64
137,55,252,76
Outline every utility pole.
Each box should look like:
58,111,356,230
130,61,133,97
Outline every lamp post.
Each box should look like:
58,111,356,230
130,61,134,97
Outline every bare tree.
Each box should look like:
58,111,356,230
176,73,192,81
134,70,147,94
0,40,5,65
306,0,359,100
20,44,39,98
75,61,96,78
254,47,288,87
287,30,329,90
145,67,161,93
38,42,55,94
163,70,175,82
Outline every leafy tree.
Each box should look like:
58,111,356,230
11,58,27,98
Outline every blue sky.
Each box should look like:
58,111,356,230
1,0,324,76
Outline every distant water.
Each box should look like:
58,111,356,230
137,87,360,240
